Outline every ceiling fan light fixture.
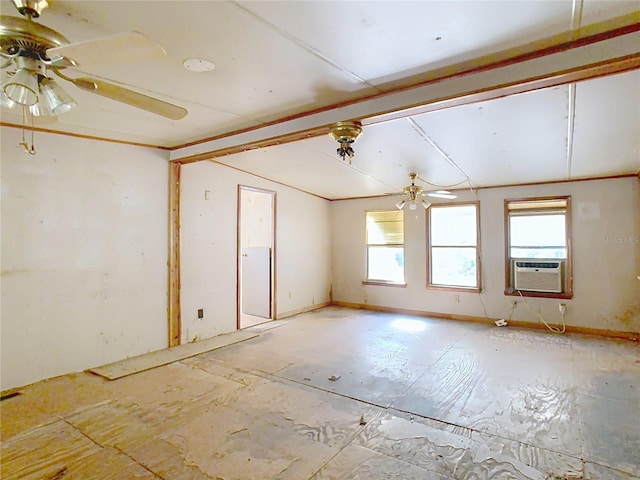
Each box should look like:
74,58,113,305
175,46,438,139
34,77,77,115
1,6,188,121
2,68,39,105
329,121,362,163
395,173,437,211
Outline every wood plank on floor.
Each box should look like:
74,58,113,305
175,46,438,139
89,331,258,380
244,320,288,332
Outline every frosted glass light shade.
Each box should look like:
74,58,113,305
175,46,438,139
30,78,76,116
2,68,39,105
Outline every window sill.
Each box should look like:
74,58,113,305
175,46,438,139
427,285,481,293
504,289,573,300
362,280,407,288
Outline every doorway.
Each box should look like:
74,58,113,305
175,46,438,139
237,186,276,329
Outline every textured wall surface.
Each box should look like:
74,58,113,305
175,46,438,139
1,128,169,390
331,177,640,334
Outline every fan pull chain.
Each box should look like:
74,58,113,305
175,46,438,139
30,113,36,155
18,107,36,155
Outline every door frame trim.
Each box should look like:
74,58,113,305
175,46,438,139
168,162,181,347
237,185,277,329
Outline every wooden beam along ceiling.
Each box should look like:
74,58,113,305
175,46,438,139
169,14,640,164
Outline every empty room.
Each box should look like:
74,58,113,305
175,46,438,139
1,1,639,479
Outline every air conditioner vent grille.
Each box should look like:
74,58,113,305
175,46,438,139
514,259,563,293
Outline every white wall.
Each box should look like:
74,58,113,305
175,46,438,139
2,126,634,391
1,127,169,390
180,161,332,343
331,177,640,333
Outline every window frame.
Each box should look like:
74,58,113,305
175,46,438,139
363,209,407,287
426,201,481,293
504,195,573,299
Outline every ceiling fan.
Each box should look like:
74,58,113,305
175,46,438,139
0,0,187,120
394,172,457,210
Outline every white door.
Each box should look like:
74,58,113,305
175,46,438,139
238,186,275,329
241,247,271,318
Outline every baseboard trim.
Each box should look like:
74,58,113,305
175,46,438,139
276,301,331,320
332,301,640,340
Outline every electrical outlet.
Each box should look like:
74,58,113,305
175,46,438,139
454,295,460,303
197,308,204,318
559,304,566,314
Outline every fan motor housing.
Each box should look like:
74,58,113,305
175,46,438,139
329,121,363,144
0,15,68,59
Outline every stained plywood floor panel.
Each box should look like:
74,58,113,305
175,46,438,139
1,307,639,479
89,330,258,380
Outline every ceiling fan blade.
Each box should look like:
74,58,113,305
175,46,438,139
72,77,187,120
426,190,457,199
47,32,165,66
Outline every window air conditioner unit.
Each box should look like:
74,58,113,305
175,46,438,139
514,260,563,293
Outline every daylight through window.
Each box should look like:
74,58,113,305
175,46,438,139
365,210,405,284
428,203,480,289
505,197,572,297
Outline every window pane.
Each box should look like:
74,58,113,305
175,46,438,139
368,246,404,282
511,247,566,259
431,205,477,246
510,215,565,248
431,247,477,287
367,211,403,245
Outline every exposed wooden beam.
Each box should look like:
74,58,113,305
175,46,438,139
170,13,640,163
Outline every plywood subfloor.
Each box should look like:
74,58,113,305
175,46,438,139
89,330,258,380
2,307,639,479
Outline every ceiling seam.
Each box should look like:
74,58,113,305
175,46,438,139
165,13,640,153
405,117,475,186
305,141,401,194
565,83,577,180
230,1,379,90
566,0,584,180
571,0,585,34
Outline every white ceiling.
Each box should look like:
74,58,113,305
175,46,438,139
1,0,639,199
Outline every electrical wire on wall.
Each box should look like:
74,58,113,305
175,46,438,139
468,182,566,333
507,301,517,323
517,290,566,333
415,175,473,191
468,182,495,322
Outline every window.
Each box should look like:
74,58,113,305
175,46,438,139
505,197,572,298
427,203,480,290
365,210,405,285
